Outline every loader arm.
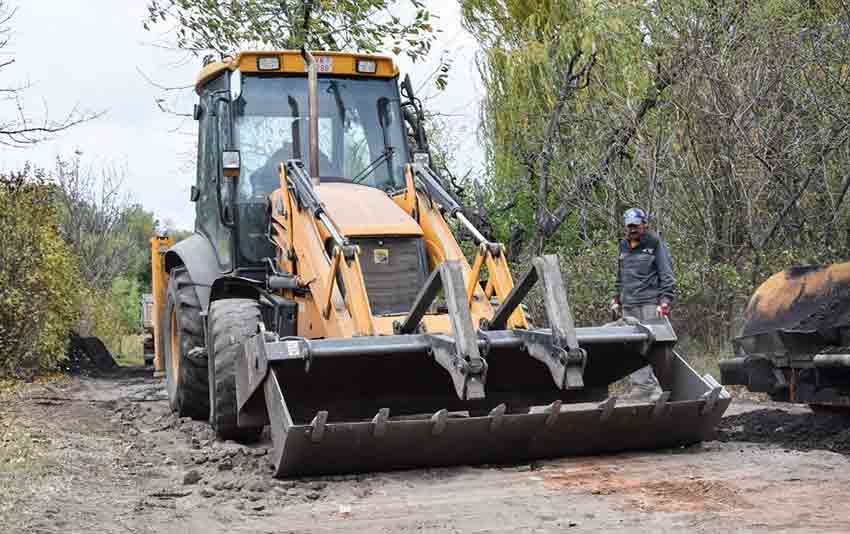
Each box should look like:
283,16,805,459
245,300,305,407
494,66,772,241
268,161,376,338
392,164,516,325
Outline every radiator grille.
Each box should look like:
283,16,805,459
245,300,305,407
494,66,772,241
352,236,428,315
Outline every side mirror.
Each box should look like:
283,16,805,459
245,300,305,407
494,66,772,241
190,185,200,202
193,103,202,121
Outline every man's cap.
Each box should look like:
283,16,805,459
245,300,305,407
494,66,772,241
623,207,647,225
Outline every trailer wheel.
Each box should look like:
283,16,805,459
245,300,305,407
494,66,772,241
162,267,210,419
208,298,264,442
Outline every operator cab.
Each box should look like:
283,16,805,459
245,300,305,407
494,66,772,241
192,51,426,273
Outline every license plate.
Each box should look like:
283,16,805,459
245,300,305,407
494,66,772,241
315,56,333,73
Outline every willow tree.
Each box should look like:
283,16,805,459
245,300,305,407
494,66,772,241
461,0,673,256
463,0,850,343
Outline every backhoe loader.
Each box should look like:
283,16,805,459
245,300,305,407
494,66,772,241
150,48,730,477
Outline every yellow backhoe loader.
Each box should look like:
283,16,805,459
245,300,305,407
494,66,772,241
149,48,730,477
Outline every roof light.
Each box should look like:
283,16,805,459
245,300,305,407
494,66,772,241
356,59,377,74
257,56,280,71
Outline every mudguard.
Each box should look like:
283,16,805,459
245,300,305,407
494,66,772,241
164,233,226,311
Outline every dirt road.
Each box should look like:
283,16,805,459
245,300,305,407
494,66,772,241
2,367,850,534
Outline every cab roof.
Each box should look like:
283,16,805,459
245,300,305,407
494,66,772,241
195,50,399,93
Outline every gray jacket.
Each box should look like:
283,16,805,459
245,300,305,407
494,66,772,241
615,231,675,306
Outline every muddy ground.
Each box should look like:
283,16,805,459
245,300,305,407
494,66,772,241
2,367,850,534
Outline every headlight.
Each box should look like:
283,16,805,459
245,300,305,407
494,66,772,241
356,59,377,74
257,56,280,71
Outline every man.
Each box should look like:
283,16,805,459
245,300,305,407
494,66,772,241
610,207,676,401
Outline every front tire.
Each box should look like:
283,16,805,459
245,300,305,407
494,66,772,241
208,298,264,442
162,267,209,419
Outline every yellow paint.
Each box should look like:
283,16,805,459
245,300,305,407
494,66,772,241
467,244,487,306
317,183,422,237
196,50,399,93
322,247,343,319
257,158,531,343
485,250,527,329
338,249,377,336
149,235,173,374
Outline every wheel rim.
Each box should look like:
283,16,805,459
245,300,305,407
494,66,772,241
169,307,181,383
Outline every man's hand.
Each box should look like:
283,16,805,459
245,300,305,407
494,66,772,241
656,301,670,317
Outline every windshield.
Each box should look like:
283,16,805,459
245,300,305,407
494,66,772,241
234,75,408,203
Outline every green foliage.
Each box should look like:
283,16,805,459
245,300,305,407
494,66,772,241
122,204,157,291
0,167,82,377
463,0,657,248
145,0,439,63
111,276,142,334
463,0,850,347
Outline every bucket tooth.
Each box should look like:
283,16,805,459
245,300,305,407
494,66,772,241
597,397,617,422
652,391,671,420
431,409,448,436
489,403,506,431
310,411,328,443
543,400,562,427
372,408,390,438
700,386,722,415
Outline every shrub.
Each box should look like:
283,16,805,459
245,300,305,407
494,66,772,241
0,167,82,377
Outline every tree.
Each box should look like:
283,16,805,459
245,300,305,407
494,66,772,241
144,0,439,63
0,166,81,376
122,204,158,291
462,0,642,256
463,0,850,346
0,2,98,146
54,154,138,291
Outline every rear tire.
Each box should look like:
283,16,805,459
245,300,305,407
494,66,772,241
208,298,264,442
162,267,209,419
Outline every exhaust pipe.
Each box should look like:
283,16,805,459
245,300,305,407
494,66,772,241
301,46,320,183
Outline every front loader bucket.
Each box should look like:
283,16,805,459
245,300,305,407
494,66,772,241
237,319,730,477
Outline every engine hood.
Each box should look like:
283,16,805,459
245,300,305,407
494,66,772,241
316,183,422,237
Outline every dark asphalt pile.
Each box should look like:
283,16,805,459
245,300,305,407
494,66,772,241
717,409,850,454
61,332,118,374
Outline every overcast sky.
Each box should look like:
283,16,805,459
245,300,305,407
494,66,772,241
0,0,483,230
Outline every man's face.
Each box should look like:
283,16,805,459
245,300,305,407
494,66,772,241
625,223,645,241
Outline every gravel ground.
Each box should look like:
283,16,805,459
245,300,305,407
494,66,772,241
2,366,850,533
